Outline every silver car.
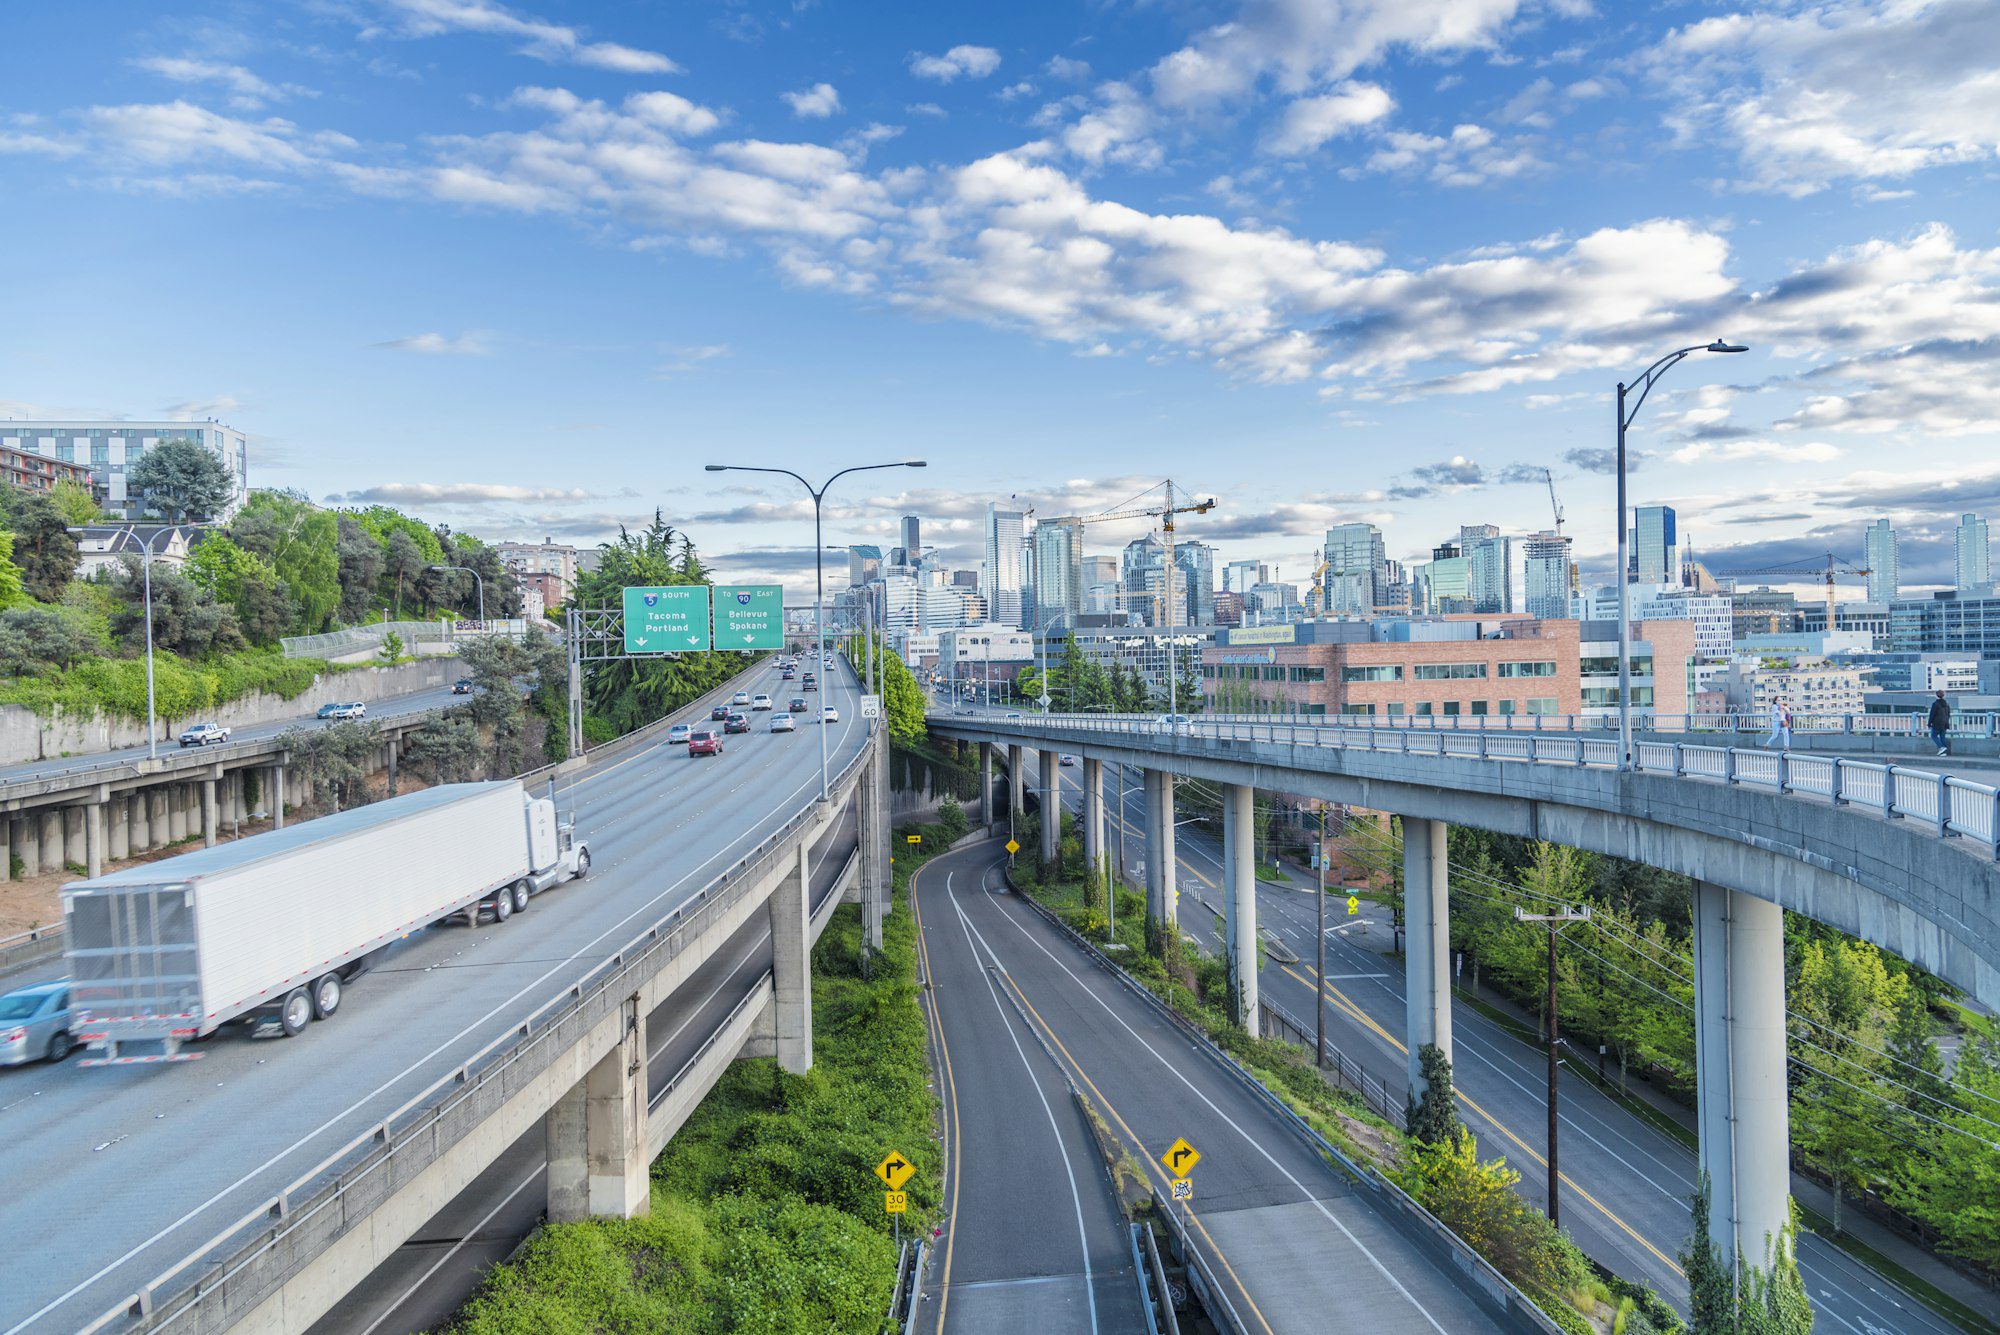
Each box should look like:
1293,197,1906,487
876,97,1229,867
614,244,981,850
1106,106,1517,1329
0,981,72,1066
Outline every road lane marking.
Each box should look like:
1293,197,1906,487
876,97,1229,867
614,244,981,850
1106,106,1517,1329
909,857,965,1333
358,1164,543,1335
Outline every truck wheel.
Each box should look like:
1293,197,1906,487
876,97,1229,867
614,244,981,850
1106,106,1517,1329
46,1030,71,1062
280,988,312,1037
511,882,530,914
493,890,512,922
312,973,343,1020
574,850,591,880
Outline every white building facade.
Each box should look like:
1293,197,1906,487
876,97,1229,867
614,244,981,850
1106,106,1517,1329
0,420,249,519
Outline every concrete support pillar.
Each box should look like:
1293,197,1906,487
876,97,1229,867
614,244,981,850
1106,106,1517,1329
1143,769,1179,935
149,788,169,847
768,841,813,1074
84,803,105,880
38,809,61,874
858,738,885,952
1006,744,1025,831
1692,880,1793,1277
1402,816,1453,1101
109,796,130,863
168,785,187,843
0,818,8,881
978,743,993,829
272,766,286,830
64,807,86,868
545,995,650,1222
386,738,400,798
13,815,38,879
1224,782,1260,1036
201,779,218,849
1038,749,1060,863
1082,759,1104,880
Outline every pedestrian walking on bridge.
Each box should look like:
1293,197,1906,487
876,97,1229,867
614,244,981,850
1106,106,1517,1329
1764,696,1792,751
1929,690,1952,756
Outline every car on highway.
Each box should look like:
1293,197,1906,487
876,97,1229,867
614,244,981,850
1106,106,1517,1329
711,705,733,722
1155,713,1195,731
688,729,722,757
751,693,774,711
724,712,751,734
821,706,841,724
666,723,693,745
770,714,796,733
178,722,231,748
1059,754,1078,767
0,980,72,1066
731,691,751,706
1004,711,1023,722
789,697,807,712
452,677,474,694
316,702,366,721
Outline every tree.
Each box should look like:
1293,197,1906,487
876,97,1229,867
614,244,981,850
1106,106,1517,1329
47,479,103,526
851,632,926,746
384,529,425,617
334,516,385,623
1681,1173,1736,1335
231,491,339,633
400,710,484,785
0,486,81,600
0,605,98,675
1790,1057,1894,1235
108,558,246,657
128,437,234,522
1406,1043,1463,1144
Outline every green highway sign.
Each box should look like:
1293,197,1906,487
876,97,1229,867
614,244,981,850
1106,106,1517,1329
713,584,784,650
622,585,710,653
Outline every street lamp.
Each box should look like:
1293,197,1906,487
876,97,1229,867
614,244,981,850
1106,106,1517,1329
142,524,205,760
427,563,486,625
1614,340,1747,767
705,459,927,800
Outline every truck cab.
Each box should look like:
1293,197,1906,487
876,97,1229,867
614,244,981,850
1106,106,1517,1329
523,794,591,894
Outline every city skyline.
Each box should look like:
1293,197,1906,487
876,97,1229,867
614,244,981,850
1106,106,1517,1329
5,2,2000,596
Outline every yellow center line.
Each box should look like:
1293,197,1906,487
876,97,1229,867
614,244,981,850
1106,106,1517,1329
909,859,965,1331
1108,784,1683,1280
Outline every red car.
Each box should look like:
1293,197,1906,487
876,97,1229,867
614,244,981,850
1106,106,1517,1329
688,729,723,757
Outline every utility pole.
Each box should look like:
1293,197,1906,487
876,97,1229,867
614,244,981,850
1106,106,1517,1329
1513,903,1592,1226
1315,803,1329,1067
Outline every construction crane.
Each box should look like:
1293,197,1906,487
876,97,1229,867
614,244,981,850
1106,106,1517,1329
1709,552,1870,629
1541,467,1565,538
1036,481,1216,713
1303,547,1330,615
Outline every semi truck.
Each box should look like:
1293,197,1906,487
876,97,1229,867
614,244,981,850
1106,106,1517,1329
63,780,591,1065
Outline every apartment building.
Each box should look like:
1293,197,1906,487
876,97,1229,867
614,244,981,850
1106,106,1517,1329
0,443,94,496
0,420,249,519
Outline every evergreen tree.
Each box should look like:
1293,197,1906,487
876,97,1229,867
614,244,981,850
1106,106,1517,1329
1681,1173,1735,1335
1405,1043,1463,1144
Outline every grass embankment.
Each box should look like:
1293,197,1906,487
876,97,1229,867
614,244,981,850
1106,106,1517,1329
1007,810,1681,1335
442,823,950,1334
0,649,341,722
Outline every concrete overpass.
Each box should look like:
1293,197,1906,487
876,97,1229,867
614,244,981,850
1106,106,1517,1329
931,707,2000,1289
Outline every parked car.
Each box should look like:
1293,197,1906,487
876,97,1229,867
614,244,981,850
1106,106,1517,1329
711,705,732,722
178,722,231,748
724,713,751,734
789,697,808,712
771,714,796,733
0,980,72,1066
821,706,841,724
452,678,474,695
751,693,774,711
666,723,693,745
688,729,722,757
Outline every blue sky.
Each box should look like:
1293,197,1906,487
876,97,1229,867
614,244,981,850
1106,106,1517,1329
3,0,1998,598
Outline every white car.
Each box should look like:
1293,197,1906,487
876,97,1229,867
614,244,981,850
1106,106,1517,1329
1156,713,1194,732
732,691,751,705
178,722,231,747
771,714,796,733
821,706,841,724
751,693,774,711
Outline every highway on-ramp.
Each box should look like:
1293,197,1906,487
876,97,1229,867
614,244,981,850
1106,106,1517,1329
0,658,867,1335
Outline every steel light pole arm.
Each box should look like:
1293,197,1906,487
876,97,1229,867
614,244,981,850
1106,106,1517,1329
428,563,486,624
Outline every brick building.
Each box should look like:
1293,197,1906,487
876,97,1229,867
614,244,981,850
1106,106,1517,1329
1,443,94,496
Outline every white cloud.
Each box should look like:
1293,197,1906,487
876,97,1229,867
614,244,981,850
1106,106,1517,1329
1045,56,1091,81
782,82,842,119
907,102,947,118
163,395,243,419
374,331,491,354
131,57,313,110
379,0,679,74
909,45,1002,83
1670,440,1843,466
1357,122,1540,186
1646,0,2000,195
328,481,602,504
1262,81,1394,156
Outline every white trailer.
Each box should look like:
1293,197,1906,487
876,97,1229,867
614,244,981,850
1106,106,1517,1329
63,780,591,1065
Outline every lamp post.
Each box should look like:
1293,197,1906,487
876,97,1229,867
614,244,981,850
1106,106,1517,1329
705,459,927,800
427,563,486,625
1614,340,1747,767
142,525,203,760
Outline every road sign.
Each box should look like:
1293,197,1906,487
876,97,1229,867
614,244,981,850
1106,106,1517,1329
1346,895,1361,916
906,834,922,844
622,586,710,653
885,1190,908,1213
1005,839,1020,854
1160,1137,1201,1176
860,693,882,719
875,1151,915,1190
713,584,784,650
1169,1178,1193,1202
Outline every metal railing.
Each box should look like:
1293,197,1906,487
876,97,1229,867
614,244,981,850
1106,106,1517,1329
87,726,874,1334
935,709,2000,860
279,620,528,661
1260,999,1401,1125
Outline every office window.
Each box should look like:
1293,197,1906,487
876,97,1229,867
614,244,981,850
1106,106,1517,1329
1470,700,1488,716
1340,703,1375,716
1442,701,1461,716
91,443,109,464
1413,663,1486,680
1497,699,1516,715
1497,661,1557,678
1288,666,1326,683
1581,655,1653,676
1526,698,1558,714
1385,703,1404,716
1341,664,1400,682
54,443,73,463
1414,702,1433,716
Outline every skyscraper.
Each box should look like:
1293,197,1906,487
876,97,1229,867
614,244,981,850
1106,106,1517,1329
1322,522,1386,614
1956,513,1990,593
1174,540,1217,625
899,515,922,569
1029,519,1083,631
1865,518,1899,604
1631,505,1677,585
1223,559,1267,593
846,545,882,587
1459,524,1514,614
1522,532,1574,620
982,504,1027,628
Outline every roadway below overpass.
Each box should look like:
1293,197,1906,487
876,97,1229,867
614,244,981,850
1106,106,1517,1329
913,836,1530,1335
1031,750,1965,1335
0,657,868,1335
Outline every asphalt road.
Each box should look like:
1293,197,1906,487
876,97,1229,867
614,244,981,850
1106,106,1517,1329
1057,753,1960,1335
309,807,859,1335
0,657,869,1335
920,838,1517,1335
0,679,469,786
910,839,1151,1335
